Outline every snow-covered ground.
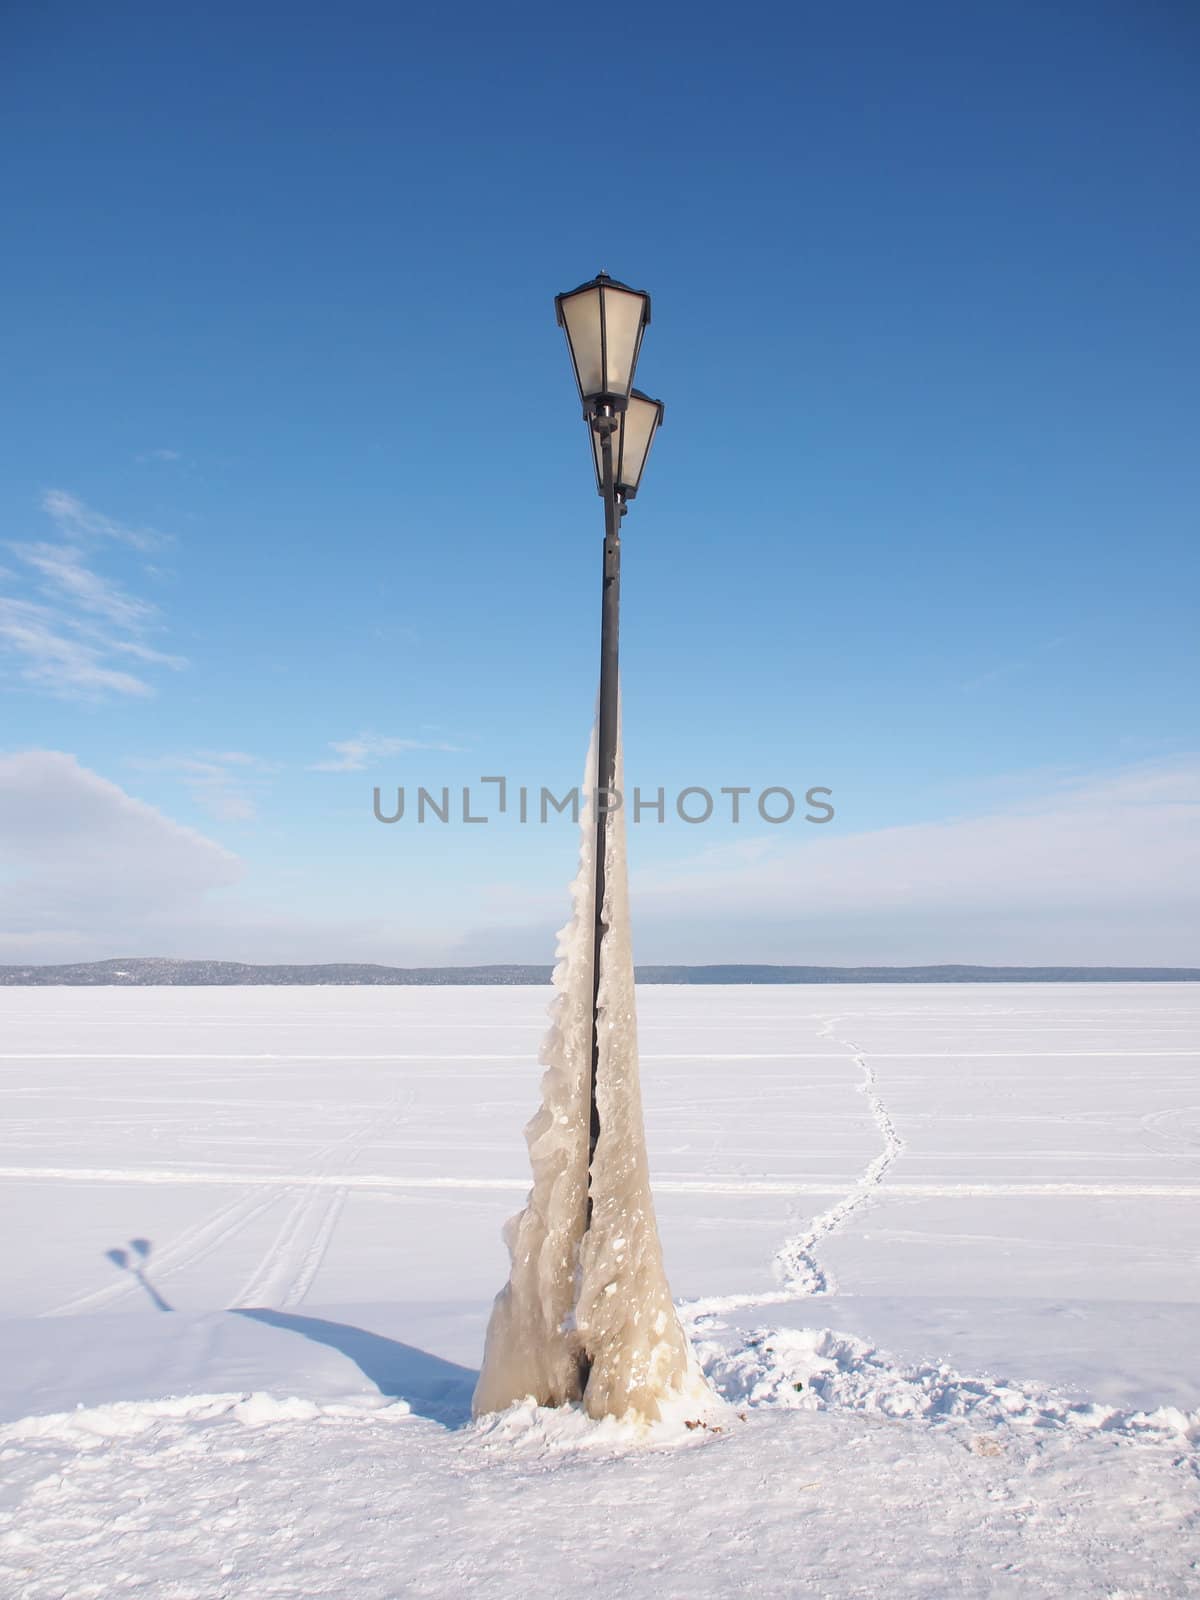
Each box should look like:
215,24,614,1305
1,983,1198,1596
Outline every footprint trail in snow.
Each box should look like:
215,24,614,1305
682,1016,904,1323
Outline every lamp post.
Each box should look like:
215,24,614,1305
554,272,664,1224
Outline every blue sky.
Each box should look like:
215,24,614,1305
1,1,1197,965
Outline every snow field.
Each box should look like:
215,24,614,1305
0,981,1198,1594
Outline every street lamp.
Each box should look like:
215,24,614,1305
555,271,651,418
471,275,683,1424
589,389,666,502
555,272,663,1223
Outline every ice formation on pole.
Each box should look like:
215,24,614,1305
473,721,697,1422
471,738,596,1415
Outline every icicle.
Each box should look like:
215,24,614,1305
474,711,706,1423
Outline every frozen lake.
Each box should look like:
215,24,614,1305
2,982,1198,1597
2,982,1198,1407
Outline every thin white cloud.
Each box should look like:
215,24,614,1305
105,637,188,669
960,635,1068,694
309,733,463,773
0,597,154,699
134,448,182,464
626,758,1200,965
130,752,278,822
41,489,168,552
1,494,185,699
11,542,157,630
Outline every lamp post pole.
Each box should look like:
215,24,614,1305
553,272,663,1247
588,410,624,1209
